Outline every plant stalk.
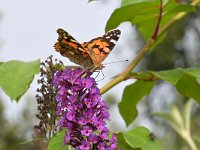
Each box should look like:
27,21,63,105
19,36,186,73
100,0,200,94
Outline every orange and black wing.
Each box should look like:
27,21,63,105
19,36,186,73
81,29,121,67
54,28,94,69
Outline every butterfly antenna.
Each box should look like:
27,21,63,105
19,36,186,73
101,70,105,80
103,59,129,66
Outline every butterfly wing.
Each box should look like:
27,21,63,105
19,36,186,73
54,28,94,69
81,29,121,67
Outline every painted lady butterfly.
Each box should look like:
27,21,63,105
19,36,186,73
54,28,121,70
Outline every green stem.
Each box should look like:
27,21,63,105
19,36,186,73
100,0,200,94
179,130,197,150
100,39,154,94
185,135,197,150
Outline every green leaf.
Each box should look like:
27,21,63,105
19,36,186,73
116,133,137,150
106,0,195,41
121,0,149,7
123,126,164,150
150,32,167,49
151,68,200,103
185,68,200,78
48,130,66,150
176,73,200,102
152,68,183,85
0,60,40,101
119,80,155,126
166,5,195,14
106,1,159,32
151,68,200,85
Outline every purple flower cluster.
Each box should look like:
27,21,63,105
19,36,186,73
53,67,117,150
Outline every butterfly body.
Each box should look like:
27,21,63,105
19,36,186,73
54,28,121,70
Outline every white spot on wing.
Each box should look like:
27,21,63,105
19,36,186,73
110,39,117,44
71,39,78,43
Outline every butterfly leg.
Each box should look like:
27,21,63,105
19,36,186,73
99,69,105,81
95,70,105,82
94,70,100,79
101,70,105,80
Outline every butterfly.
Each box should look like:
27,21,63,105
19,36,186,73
54,28,121,70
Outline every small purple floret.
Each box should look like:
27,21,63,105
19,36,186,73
53,67,117,149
